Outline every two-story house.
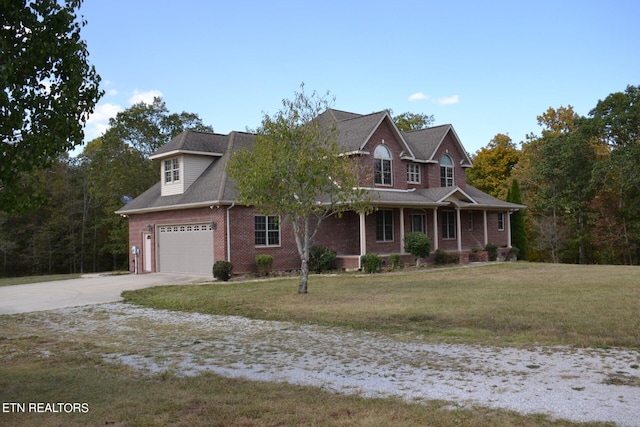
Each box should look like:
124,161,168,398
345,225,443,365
116,109,525,275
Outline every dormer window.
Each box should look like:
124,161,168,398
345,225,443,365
164,158,180,183
374,144,392,186
440,154,454,187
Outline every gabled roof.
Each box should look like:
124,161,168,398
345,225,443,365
402,125,473,167
116,131,252,214
117,109,520,215
149,130,228,160
319,109,415,157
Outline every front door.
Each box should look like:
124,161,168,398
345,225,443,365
143,233,152,272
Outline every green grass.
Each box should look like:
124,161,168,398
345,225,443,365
0,332,602,427
0,274,82,287
123,262,640,348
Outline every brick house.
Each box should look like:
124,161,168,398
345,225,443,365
116,109,525,275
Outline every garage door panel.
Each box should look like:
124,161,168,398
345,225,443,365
158,224,213,275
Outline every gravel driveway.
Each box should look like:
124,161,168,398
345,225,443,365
12,303,640,426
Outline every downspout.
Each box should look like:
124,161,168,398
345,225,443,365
226,203,235,262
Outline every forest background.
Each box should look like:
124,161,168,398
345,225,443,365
1,83,638,277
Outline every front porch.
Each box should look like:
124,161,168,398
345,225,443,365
316,205,516,271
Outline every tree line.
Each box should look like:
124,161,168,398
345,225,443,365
1,86,637,276
0,98,212,276
467,84,640,264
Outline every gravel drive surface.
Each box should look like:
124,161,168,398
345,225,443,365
14,303,640,426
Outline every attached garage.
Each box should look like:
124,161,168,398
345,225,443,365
157,223,214,275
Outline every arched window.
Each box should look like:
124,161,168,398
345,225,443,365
440,154,454,187
374,145,392,185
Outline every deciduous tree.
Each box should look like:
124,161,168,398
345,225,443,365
467,134,520,199
392,112,434,132
227,85,373,293
1,0,102,210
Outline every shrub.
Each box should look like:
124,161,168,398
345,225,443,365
309,246,337,273
255,254,273,276
361,253,382,274
434,249,459,265
404,232,431,266
485,243,498,261
212,260,233,281
389,253,401,270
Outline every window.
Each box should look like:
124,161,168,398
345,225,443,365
376,210,393,241
498,212,505,231
468,211,474,231
255,215,280,246
407,164,421,183
411,212,425,233
374,145,392,185
442,211,456,239
164,158,180,183
440,154,454,187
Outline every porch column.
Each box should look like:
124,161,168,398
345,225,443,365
359,212,367,256
399,207,405,254
483,210,488,247
433,208,439,251
456,207,462,252
507,211,512,248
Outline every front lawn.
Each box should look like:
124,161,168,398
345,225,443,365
123,262,640,348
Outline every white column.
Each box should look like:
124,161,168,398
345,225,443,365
507,211,512,248
456,207,462,252
433,208,439,251
483,210,488,247
399,207,405,254
359,212,367,270
359,212,367,256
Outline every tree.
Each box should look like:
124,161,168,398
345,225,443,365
392,112,435,132
226,85,373,294
404,232,431,266
506,179,528,260
107,97,213,158
585,85,640,264
0,0,102,210
467,134,520,199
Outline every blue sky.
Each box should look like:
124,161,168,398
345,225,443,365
79,0,639,155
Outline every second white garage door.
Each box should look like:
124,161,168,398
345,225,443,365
157,223,214,275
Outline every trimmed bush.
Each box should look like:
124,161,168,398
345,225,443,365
389,253,401,270
404,232,431,266
212,260,233,281
485,243,498,261
434,249,459,265
255,254,274,276
361,253,382,274
309,245,337,273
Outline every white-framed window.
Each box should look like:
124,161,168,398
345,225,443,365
374,145,392,186
498,212,505,231
255,215,280,246
442,210,456,239
411,212,426,233
440,154,454,187
376,210,393,241
164,158,180,183
407,163,421,183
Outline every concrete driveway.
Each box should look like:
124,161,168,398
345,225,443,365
0,273,210,315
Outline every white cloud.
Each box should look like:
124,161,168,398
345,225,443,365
408,92,429,101
129,89,163,105
107,89,118,96
84,102,123,140
435,95,460,106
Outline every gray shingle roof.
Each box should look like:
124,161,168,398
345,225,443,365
117,111,522,215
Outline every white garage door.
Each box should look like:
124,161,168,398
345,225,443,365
157,223,214,275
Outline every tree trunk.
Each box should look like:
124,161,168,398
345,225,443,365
298,256,309,294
